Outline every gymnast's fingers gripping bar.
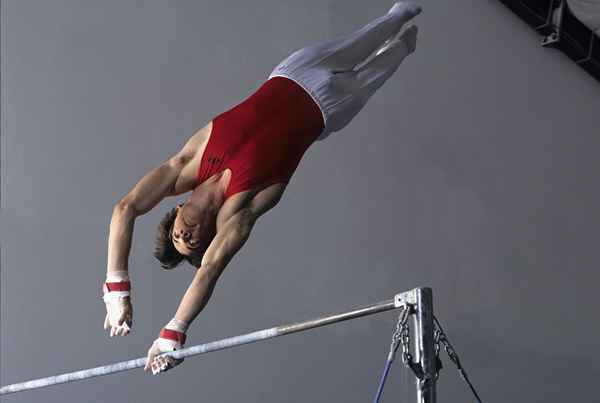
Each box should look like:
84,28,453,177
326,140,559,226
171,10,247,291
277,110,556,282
1,290,425,396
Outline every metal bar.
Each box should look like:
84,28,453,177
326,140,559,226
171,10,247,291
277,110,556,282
413,287,436,403
1,297,399,395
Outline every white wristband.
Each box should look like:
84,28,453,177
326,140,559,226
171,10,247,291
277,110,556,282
103,291,130,301
106,270,130,282
165,318,189,333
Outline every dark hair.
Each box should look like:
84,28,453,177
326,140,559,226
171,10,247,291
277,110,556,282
154,205,203,269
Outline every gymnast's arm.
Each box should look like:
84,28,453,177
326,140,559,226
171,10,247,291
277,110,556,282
105,125,209,277
106,155,188,276
171,185,284,325
170,208,256,325
102,154,193,337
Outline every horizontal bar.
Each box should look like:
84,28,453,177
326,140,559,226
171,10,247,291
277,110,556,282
1,296,403,395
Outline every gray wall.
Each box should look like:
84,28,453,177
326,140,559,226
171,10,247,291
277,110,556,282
2,1,599,402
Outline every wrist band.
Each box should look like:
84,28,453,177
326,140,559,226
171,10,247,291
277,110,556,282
159,328,187,345
104,281,131,292
105,270,130,282
166,318,189,333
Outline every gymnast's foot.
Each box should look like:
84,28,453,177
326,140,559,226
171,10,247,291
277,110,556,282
388,1,422,19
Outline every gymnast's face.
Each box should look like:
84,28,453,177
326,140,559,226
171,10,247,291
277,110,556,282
171,205,207,258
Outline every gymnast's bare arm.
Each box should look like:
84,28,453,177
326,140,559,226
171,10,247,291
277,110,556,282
106,124,210,277
170,184,284,325
102,124,210,337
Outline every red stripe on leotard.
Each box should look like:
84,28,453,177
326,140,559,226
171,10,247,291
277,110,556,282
197,76,324,199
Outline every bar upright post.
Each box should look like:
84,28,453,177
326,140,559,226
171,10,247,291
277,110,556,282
413,287,436,403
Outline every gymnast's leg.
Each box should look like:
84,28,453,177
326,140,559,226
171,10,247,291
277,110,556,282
319,2,422,72
271,2,421,76
354,25,419,100
322,25,419,134
268,2,422,137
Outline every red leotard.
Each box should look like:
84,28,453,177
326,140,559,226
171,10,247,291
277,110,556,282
197,76,325,199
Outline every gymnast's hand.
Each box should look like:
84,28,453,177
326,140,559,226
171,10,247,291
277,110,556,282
144,319,188,375
102,271,133,337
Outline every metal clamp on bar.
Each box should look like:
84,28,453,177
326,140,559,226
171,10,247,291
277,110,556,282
394,288,418,308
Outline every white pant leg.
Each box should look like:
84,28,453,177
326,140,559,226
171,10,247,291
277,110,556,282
352,26,419,114
269,2,421,140
312,29,417,138
271,2,421,73
318,2,422,71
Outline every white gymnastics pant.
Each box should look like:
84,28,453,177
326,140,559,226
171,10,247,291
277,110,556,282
268,2,421,140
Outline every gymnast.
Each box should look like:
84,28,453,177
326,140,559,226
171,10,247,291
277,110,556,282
101,2,421,375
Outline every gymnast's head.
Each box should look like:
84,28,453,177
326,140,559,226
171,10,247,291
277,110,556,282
154,199,218,270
